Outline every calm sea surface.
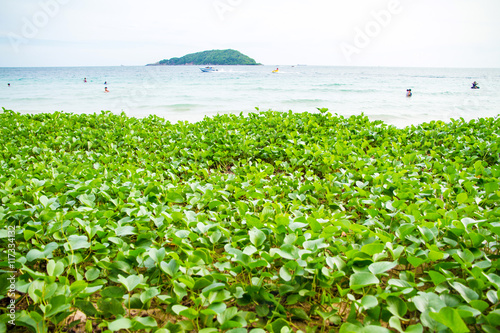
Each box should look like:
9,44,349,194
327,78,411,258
1,65,499,127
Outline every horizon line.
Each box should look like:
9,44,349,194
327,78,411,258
1,64,500,70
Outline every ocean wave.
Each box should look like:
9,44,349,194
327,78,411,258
283,98,327,103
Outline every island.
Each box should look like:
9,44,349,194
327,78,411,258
146,49,261,66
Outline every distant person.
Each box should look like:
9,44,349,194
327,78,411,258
7,83,10,87
104,81,107,85
84,78,87,83
471,81,479,89
406,89,412,97
104,87,109,93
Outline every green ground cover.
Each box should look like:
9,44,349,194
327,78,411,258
0,108,499,333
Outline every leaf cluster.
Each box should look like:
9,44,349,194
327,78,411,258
0,108,499,332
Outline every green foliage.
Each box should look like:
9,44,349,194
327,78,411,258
152,49,260,66
1,108,500,332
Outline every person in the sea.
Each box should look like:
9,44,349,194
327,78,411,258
104,87,109,93
472,81,479,89
104,81,107,85
406,89,412,97
84,78,87,83
7,83,10,87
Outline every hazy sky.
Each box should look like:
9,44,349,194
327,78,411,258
1,0,499,67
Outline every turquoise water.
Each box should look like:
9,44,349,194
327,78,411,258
1,65,499,127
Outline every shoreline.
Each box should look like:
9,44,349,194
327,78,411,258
3,107,499,130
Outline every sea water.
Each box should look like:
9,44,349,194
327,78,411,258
1,65,499,127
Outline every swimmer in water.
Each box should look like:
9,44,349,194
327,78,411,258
8,83,10,87
84,78,87,83
406,89,412,97
104,87,109,93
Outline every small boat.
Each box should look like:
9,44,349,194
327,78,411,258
200,66,218,72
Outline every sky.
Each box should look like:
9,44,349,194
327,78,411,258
0,0,499,68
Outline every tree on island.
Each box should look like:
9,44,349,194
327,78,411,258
147,49,261,66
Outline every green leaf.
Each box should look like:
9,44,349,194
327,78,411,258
166,190,184,203
368,261,398,275
26,242,58,261
47,260,64,277
279,266,293,282
458,249,475,264
133,316,158,329
70,280,88,295
428,271,447,286
389,316,404,333
218,306,239,325
248,259,269,269
362,326,391,333
85,267,100,281
249,227,266,247
98,297,125,316
485,273,500,288
485,182,499,194
65,235,90,251
360,295,378,309
193,277,213,291
45,295,70,317
16,310,42,333
101,286,125,299
361,242,385,256
108,317,133,332
140,287,159,304
172,304,188,315
405,324,424,333
350,272,380,290
457,192,468,204
75,300,98,317
173,280,187,300
303,238,328,252
289,307,310,320
202,282,226,296
149,248,166,264
160,259,179,277
429,307,470,333
117,274,143,292
407,256,425,268
256,304,270,317
451,282,479,303
269,318,289,333
207,302,227,315
115,225,136,236
78,193,96,208
386,296,407,318
199,329,219,333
